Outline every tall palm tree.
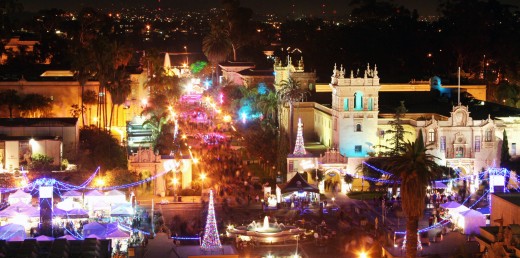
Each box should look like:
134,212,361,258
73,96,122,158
82,89,97,125
71,46,95,127
276,77,309,151
202,21,232,86
385,132,443,258
107,68,131,130
257,90,278,128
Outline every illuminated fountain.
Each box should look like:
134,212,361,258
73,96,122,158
226,216,304,244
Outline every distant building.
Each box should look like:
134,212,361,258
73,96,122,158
0,66,148,143
0,118,78,172
1,36,42,64
281,63,520,194
128,148,193,197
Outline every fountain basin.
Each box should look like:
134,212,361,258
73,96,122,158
226,216,304,244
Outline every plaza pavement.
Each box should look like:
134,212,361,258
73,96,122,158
326,192,481,257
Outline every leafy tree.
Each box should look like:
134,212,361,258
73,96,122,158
29,154,55,172
19,93,52,117
256,90,278,130
0,89,20,118
238,120,277,164
70,104,84,118
384,139,443,258
357,160,385,191
104,168,139,190
78,126,127,170
494,81,520,107
344,174,354,192
380,101,411,156
143,114,169,151
501,130,512,188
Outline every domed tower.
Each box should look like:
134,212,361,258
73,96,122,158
330,63,380,157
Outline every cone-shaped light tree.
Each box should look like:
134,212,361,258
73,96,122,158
201,190,222,251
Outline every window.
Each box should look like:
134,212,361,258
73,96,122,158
355,145,362,153
379,130,385,138
440,136,446,151
343,98,349,111
355,123,362,132
455,147,464,158
475,136,481,152
512,143,517,156
485,129,493,142
428,129,435,142
354,92,363,110
368,98,373,111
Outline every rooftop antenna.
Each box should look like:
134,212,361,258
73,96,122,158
458,67,461,106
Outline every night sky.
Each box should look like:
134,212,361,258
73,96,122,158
19,0,519,16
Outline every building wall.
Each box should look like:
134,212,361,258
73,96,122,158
283,64,520,183
0,122,78,161
490,194,520,226
0,70,147,141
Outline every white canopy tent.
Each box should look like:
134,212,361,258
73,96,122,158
110,203,134,217
8,190,32,205
440,201,461,209
456,209,486,234
0,224,26,240
83,222,106,237
105,190,126,204
56,198,83,211
0,202,40,218
433,181,447,189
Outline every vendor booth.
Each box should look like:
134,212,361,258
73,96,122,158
456,209,486,235
8,190,32,205
105,190,126,205
0,223,26,240
83,221,106,236
277,172,320,209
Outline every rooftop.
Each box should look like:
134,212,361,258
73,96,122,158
493,193,520,207
0,118,78,127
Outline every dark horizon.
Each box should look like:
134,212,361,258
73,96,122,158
18,0,520,16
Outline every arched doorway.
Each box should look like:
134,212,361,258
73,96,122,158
452,166,474,199
324,170,341,193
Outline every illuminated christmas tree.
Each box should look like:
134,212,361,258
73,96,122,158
201,190,222,251
293,118,306,156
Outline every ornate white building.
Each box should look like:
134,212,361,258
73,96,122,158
284,64,520,194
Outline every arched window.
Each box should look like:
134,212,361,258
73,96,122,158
368,98,373,111
343,98,349,111
356,123,362,132
354,92,363,110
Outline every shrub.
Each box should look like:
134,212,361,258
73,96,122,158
30,154,55,172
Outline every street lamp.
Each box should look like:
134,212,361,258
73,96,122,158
95,178,105,188
358,251,368,258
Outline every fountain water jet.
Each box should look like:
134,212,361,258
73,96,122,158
263,216,269,230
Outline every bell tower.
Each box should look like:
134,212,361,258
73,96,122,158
330,63,380,157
